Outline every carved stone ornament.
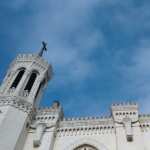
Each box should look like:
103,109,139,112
0,96,33,115
31,122,56,147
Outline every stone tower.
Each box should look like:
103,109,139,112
0,52,52,150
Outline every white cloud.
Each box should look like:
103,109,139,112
3,0,150,115
119,39,150,113
14,0,106,87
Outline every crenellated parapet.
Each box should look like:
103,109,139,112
111,102,138,123
35,101,63,121
31,102,150,137
56,116,114,137
24,101,150,149
57,125,115,137
0,95,34,117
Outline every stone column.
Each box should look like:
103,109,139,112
28,75,44,104
3,71,17,95
14,70,30,96
33,123,46,147
123,117,133,141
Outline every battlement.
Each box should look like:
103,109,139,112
57,116,114,137
35,101,64,123
111,102,139,124
36,107,62,116
34,102,140,124
111,102,138,111
30,102,150,142
57,124,115,137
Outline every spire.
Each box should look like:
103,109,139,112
38,41,47,57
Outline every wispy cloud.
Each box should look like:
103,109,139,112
119,39,150,113
1,0,150,116
16,0,106,86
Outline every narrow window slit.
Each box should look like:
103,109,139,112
24,72,37,93
11,69,25,89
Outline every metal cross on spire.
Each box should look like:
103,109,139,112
38,41,47,57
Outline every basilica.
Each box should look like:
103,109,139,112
0,49,150,150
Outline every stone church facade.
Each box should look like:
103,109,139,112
0,51,150,150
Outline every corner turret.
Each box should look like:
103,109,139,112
111,102,139,142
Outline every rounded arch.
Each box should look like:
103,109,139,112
17,67,26,71
13,67,26,76
30,69,40,75
24,71,38,92
64,138,109,150
75,144,97,150
10,67,26,89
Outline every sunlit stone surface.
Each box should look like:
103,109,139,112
0,52,150,150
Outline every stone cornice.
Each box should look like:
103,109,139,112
16,54,49,67
0,96,33,115
56,125,115,137
63,116,112,121
37,107,62,114
60,116,113,127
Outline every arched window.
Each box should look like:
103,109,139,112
24,72,37,93
10,69,25,88
74,144,97,150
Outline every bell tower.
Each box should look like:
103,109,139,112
0,44,52,150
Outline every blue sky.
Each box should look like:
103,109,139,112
0,0,150,117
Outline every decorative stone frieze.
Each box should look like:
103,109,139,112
56,125,115,137
0,96,33,114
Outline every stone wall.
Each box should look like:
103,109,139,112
23,103,150,150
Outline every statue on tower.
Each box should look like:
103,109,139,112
38,41,47,57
